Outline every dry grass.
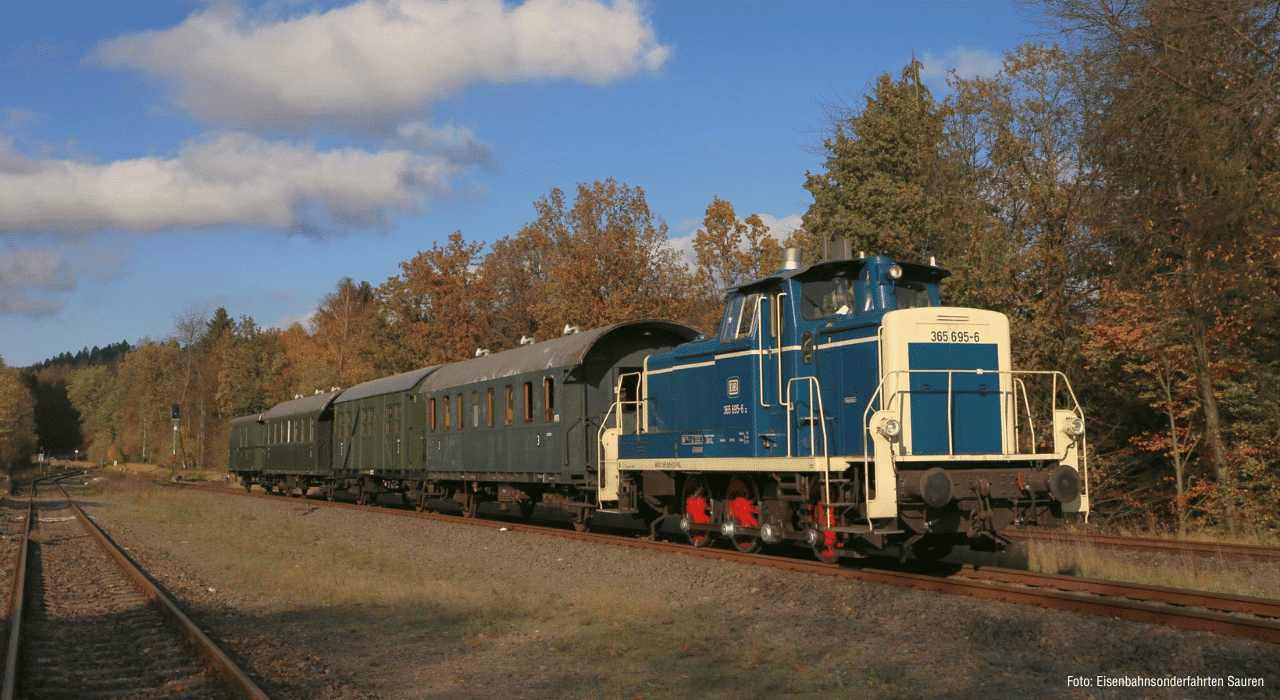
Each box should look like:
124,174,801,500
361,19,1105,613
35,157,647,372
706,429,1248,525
76,472,902,699
1025,537,1280,600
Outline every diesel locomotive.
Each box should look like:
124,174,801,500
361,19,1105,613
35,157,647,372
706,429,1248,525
229,248,1088,562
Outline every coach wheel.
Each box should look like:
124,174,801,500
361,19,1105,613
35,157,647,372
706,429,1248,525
572,508,591,532
356,485,372,506
326,487,336,502
297,485,308,499
461,494,479,519
725,475,762,554
519,500,536,519
681,476,716,548
807,479,841,564
240,477,251,493
415,494,428,512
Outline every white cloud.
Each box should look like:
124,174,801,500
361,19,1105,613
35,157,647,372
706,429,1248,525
0,248,76,318
97,0,670,133
920,46,1004,85
0,130,482,237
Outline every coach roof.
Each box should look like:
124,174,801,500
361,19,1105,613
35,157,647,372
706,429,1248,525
335,366,441,404
418,319,699,393
262,389,343,421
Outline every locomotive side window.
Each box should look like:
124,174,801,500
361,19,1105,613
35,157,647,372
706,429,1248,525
894,281,933,309
801,272,858,320
719,293,760,343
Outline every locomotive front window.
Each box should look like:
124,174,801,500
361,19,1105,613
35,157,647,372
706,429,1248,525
719,293,759,343
801,273,859,320
894,281,933,309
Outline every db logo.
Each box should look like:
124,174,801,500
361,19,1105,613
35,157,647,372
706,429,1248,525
727,377,740,397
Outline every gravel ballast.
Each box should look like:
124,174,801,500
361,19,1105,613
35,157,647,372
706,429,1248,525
80,485,1278,699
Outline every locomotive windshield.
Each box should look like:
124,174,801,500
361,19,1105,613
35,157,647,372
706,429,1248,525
894,281,934,309
800,271,861,320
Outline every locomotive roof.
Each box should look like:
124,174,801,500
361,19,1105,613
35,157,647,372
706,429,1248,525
262,389,343,420
335,365,442,404
419,319,699,392
724,257,951,294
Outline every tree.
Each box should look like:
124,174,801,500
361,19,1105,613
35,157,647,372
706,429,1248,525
1043,0,1280,534
802,60,959,264
67,365,119,463
690,196,783,331
380,231,491,367
0,357,36,469
486,179,697,340
214,317,287,419
311,278,381,388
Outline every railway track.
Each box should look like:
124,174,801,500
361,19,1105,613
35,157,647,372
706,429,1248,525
2,478,270,700
169,479,1280,645
1007,528,1280,562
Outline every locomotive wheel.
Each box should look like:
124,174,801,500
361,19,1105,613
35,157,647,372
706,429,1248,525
725,475,762,554
461,493,478,518
807,479,841,564
681,476,716,548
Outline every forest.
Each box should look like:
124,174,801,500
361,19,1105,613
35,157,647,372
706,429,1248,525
0,0,1276,537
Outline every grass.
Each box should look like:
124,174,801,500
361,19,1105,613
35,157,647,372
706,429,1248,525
76,471,906,699
1024,536,1280,600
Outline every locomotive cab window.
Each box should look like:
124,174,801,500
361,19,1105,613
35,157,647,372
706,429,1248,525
894,281,934,309
801,271,859,320
719,293,760,343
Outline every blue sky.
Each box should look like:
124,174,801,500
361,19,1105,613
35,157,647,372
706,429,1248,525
1,0,1043,368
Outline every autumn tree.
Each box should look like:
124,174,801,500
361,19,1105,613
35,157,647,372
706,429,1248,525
690,196,784,330
0,357,37,469
485,179,698,341
946,43,1101,376
67,365,119,463
311,277,382,388
380,231,491,367
111,342,183,464
1043,0,1280,534
214,317,288,419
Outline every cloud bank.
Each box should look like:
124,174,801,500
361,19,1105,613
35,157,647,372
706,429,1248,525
0,131,471,237
97,0,670,133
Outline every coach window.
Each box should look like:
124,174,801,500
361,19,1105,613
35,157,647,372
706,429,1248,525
386,404,401,434
544,378,555,423
523,382,533,422
429,397,437,431
457,393,464,430
442,397,450,430
505,385,514,424
487,389,495,427
472,391,480,428
362,408,375,436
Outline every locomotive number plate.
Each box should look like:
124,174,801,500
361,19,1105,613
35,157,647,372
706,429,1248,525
929,330,981,343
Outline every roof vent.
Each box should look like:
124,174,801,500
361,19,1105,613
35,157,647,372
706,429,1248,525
520,335,535,346
563,324,580,335
781,248,803,270
475,348,491,357
828,239,853,261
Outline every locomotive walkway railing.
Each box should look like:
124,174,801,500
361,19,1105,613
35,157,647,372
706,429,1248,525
860,368,1084,460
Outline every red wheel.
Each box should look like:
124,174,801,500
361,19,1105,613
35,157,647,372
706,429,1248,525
725,475,761,554
807,479,841,564
681,476,715,547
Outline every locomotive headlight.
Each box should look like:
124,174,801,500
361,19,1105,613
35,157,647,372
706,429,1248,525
880,418,902,438
1063,417,1085,437
887,264,904,280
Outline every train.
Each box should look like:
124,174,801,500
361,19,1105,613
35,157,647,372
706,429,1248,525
229,247,1088,563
